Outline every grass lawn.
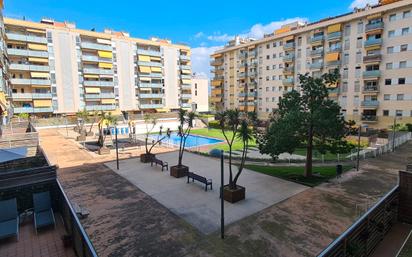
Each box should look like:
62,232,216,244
244,164,353,187
191,128,256,151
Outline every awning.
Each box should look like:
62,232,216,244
181,69,191,74
326,52,340,62
33,99,52,107
156,108,169,113
365,45,381,51
182,79,191,84
28,57,48,63
32,85,50,88
85,87,101,94
101,99,115,104
212,53,222,58
151,67,162,73
97,51,113,58
98,62,113,69
84,74,99,79
239,67,246,72
138,55,150,62
150,56,161,62
30,72,50,78
139,66,151,73
211,80,222,86
275,27,290,35
26,28,46,34
140,77,151,82
327,24,342,33
96,38,112,45
28,43,47,51
367,13,382,20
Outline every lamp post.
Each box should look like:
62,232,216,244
392,116,397,152
356,124,368,172
115,125,119,170
220,150,225,239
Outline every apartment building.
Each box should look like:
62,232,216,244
211,0,412,128
191,74,209,112
4,17,192,117
0,0,11,124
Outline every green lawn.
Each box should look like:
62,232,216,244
191,128,256,151
244,164,353,187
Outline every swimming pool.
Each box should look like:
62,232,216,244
150,133,224,148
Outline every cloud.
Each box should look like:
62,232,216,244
240,17,308,39
349,0,379,9
191,46,223,78
194,32,204,39
207,33,234,42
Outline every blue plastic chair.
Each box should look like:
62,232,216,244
0,198,19,241
33,192,55,233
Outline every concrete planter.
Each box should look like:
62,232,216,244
98,146,110,155
223,185,245,203
140,153,155,163
170,165,188,178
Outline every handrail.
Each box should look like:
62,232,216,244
317,185,399,256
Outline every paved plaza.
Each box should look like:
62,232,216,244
105,151,308,234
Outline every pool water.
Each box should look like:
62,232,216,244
150,133,223,148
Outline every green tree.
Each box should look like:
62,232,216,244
143,113,171,155
258,70,348,177
97,111,117,147
176,109,196,166
76,108,89,135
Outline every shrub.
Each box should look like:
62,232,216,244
406,123,412,132
209,148,222,157
208,120,220,129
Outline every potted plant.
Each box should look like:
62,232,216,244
170,109,196,178
141,114,171,162
217,110,256,203
97,112,117,155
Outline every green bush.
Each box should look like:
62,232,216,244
406,123,412,132
208,120,220,129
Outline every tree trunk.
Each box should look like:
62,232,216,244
228,144,234,189
305,125,313,177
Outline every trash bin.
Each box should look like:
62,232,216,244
336,164,343,177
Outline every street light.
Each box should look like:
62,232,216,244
356,124,368,172
115,125,119,170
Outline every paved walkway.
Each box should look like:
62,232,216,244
105,152,307,234
371,223,412,257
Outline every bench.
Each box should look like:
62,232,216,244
187,172,212,191
151,158,168,171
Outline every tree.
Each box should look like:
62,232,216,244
142,113,171,157
97,111,117,147
258,70,348,177
76,108,89,135
217,110,256,190
176,109,196,167
87,111,100,136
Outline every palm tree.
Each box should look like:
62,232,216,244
232,119,253,188
76,108,89,135
141,113,171,162
97,111,117,147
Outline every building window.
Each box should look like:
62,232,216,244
383,110,389,116
397,94,404,101
399,78,406,84
389,14,397,21
400,44,408,52
396,110,403,117
388,30,395,37
272,42,276,47
354,81,360,92
266,66,270,70
344,39,350,50
386,63,393,69
402,27,410,36
266,44,270,49
403,11,411,18
344,25,351,36
384,94,391,100
266,55,270,60
357,22,364,33
356,37,363,48
399,61,407,68
272,53,276,58
385,79,392,85
387,46,394,54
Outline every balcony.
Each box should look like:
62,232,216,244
83,68,114,75
327,32,342,41
9,64,50,72
310,48,324,56
239,102,255,106
310,35,324,44
238,72,246,78
13,107,54,113
84,93,115,99
140,73,163,78
282,78,294,85
7,48,49,58
310,62,323,70
327,46,342,53
210,59,224,66
180,74,191,79
137,49,162,57
83,80,114,87
82,55,113,63
81,42,112,51
12,93,33,99
248,60,258,67
139,104,164,109
85,104,116,111
180,55,191,61
363,54,382,63
238,92,257,97
139,93,164,99
249,71,257,77
180,94,191,99
361,100,379,108
361,115,378,122
362,85,379,93
11,78,51,86
283,54,295,62
326,60,341,67
138,82,163,88
365,22,384,33
181,103,191,108
248,51,257,58
283,67,294,74
180,65,191,70
362,70,381,78
283,42,295,50
181,84,191,90
364,38,383,47
6,33,48,44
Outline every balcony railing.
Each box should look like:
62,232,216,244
138,82,163,88
180,94,191,99
283,54,295,62
310,48,324,56
365,22,384,32
180,74,191,79
310,62,323,69
81,42,112,51
82,55,113,63
282,78,294,85
210,60,224,66
140,73,163,78
327,32,342,41
139,104,164,109
310,35,324,44
327,46,342,53
238,92,257,97
9,64,50,72
12,93,33,99
238,72,246,78
139,93,164,99
361,115,378,122
6,33,48,44
283,42,295,50
326,60,341,67
83,80,114,87
84,93,115,99
7,48,49,58
362,70,381,78
361,100,379,108
13,107,54,113
364,38,383,47
180,55,191,61
83,68,114,75
362,85,379,92
137,49,162,57
181,84,191,90
283,67,294,73
180,65,191,70
181,103,191,108
239,102,255,106
363,54,382,63
85,104,116,111
11,78,51,85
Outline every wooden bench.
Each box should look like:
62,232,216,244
187,172,212,191
151,158,168,171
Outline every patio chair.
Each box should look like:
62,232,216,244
0,198,19,241
33,191,56,233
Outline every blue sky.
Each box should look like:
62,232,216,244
4,0,378,77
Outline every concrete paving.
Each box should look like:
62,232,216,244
105,151,308,234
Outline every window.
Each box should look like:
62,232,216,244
356,37,363,48
383,110,389,116
272,65,276,69
387,46,394,54
266,44,270,49
386,63,393,69
404,11,411,18
266,55,270,60
357,22,364,33
396,110,403,117
388,30,395,37
272,53,276,58
279,52,283,58
344,39,350,50
384,94,391,100
385,79,392,85
389,14,397,21
399,61,407,68
399,78,406,84
402,27,410,36
266,77,269,81
397,94,404,100
354,81,360,92
266,66,270,70
273,42,276,47
344,25,351,36
400,44,408,52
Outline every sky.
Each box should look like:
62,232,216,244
4,0,379,78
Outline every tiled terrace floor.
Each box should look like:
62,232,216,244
0,214,75,257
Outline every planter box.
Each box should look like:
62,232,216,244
98,147,110,155
170,165,188,178
140,153,155,163
76,135,86,141
223,185,245,203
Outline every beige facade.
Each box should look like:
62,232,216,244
211,0,412,128
0,0,11,123
191,74,209,112
5,18,192,116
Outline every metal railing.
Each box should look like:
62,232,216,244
81,42,112,51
